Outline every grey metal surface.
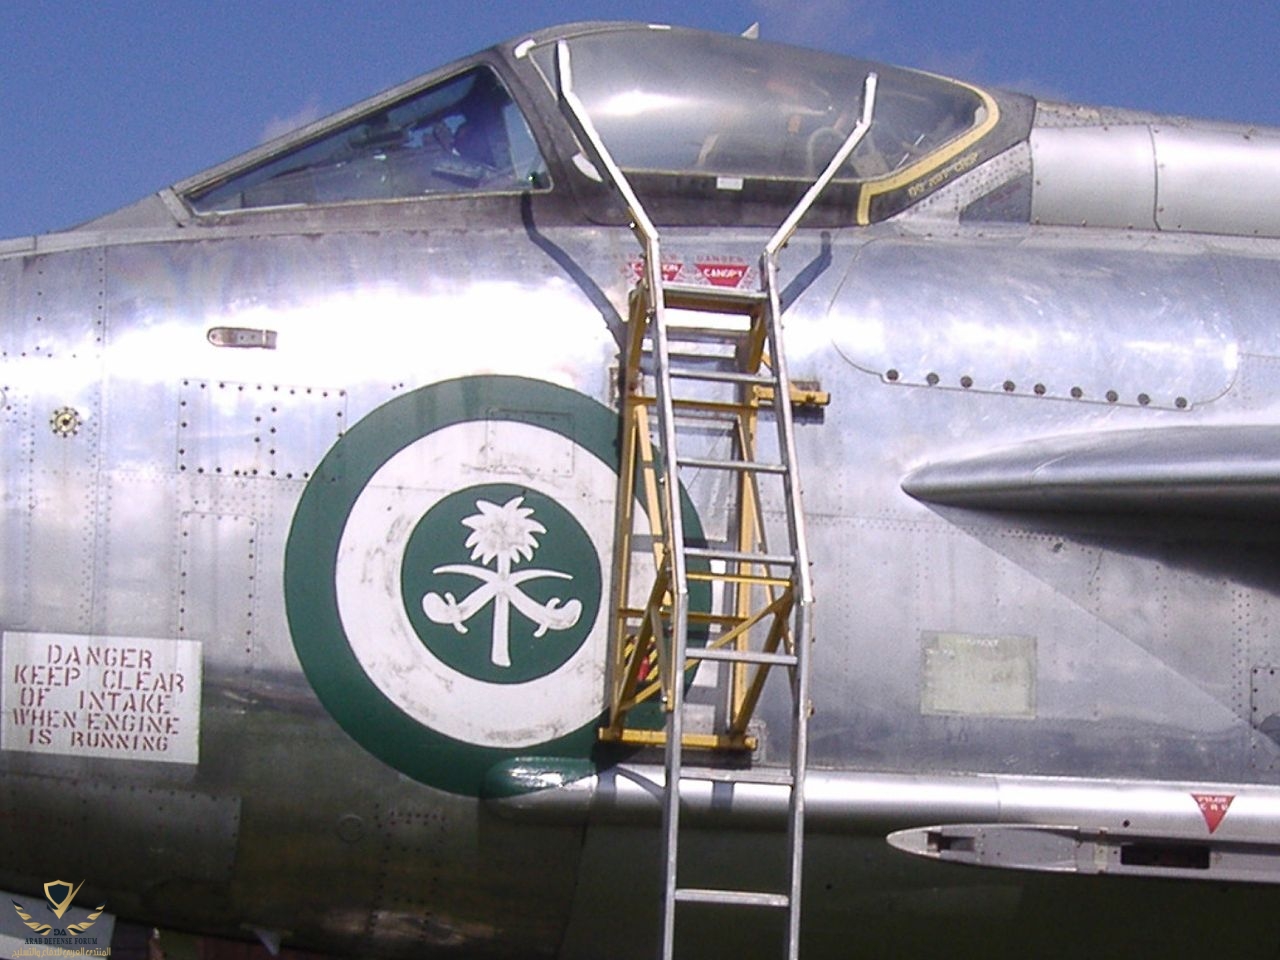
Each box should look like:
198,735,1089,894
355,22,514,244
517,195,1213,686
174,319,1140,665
828,231,1236,410
1030,125,1158,230
1029,107,1280,238
492,764,1280,843
1154,124,1280,236
4,18,1280,960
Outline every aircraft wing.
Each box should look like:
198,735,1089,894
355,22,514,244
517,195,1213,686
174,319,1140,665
902,425,1280,516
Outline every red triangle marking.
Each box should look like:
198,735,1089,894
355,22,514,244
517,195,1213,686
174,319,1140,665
695,260,749,288
1192,793,1234,834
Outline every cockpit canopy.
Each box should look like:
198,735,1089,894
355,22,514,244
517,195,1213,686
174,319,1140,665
179,22,1018,226
531,29,986,185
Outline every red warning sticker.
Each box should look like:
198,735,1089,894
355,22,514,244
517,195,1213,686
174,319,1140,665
1192,793,1234,834
627,258,684,283
694,258,750,288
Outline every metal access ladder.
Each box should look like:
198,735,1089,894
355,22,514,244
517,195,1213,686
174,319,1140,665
557,43,877,960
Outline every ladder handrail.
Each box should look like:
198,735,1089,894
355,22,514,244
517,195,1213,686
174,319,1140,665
555,37,690,719
759,251,813,960
765,72,879,260
754,80,880,956
555,42,661,252
557,43,691,960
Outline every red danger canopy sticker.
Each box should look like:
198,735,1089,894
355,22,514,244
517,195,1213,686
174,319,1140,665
694,258,749,288
627,258,683,283
1192,793,1235,833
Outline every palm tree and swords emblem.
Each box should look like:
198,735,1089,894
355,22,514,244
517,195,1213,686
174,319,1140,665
420,494,584,669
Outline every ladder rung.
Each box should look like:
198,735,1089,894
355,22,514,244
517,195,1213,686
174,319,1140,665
634,394,766,416
661,283,768,315
637,362,761,383
643,327,749,345
681,766,795,786
602,728,757,750
676,456,787,474
617,605,780,624
667,367,776,386
688,647,798,667
674,888,789,909
686,547,796,567
662,347,739,363
687,571,791,587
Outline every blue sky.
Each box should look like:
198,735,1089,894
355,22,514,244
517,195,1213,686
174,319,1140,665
3,0,1277,239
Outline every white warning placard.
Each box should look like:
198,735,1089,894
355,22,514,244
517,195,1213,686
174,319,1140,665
2,631,202,763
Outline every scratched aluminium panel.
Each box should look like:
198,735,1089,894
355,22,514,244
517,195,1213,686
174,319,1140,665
0,774,239,893
1154,124,1280,237
94,474,181,637
177,379,346,481
1030,125,1158,231
830,233,1236,410
0,388,31,625
2,249,106,361
24,383,102,635
9,258,105,637
791,509,1252,782
1251,666,1280,772
178,512,257,674
0,258,14,360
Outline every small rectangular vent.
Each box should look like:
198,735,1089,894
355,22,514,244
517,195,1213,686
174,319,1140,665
927,831,976,854
1119,842,1210,870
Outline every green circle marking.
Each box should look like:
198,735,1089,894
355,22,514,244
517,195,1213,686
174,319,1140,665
285,375,707,797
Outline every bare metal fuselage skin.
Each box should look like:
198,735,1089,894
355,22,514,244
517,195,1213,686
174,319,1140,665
6,21,1280,959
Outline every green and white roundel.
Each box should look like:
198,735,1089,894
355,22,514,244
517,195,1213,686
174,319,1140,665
285,376,700,796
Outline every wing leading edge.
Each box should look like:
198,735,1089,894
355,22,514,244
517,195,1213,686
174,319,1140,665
901,425,1280,516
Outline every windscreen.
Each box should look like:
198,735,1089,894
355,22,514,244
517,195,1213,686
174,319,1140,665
187,66,549,213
